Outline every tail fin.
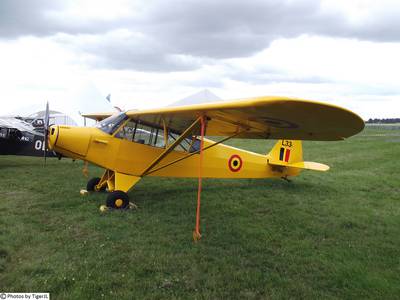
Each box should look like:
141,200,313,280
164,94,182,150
267,140,329,172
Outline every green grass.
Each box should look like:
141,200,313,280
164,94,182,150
0,127,399,299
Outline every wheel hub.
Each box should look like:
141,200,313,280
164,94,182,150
115,199,123,208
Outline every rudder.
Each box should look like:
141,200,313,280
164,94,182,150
267,139,329,172
268,139,303,165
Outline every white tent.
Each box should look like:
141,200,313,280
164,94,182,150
8,82,114,126
169,89,222,107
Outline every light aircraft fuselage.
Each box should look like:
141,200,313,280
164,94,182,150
46,96,363,219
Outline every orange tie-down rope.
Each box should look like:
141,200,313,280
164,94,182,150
193,115,205,241
82,160,89,178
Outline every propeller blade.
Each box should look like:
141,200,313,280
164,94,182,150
43,101,50,165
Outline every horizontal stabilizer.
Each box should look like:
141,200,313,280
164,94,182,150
268,160,330,172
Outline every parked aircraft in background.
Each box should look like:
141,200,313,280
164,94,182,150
0,110,76,157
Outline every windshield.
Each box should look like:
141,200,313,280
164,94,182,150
96,112,128,135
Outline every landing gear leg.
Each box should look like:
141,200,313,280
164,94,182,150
87,177,106,192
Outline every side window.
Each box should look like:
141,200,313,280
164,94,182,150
167,133,200,153
115,120,136,141
134,124,154,145
115,118,200,153
188,136,201,153
116,119,165,148
153,128,166,148
167,132,186,152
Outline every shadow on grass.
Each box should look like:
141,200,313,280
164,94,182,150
130,177,336,206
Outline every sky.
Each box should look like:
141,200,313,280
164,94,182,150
1,0,399,119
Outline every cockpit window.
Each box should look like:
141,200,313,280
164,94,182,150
96,112,128,135
115,118,201,152
115,119,167,148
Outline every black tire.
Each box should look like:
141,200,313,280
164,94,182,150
106,190,129,209
87,177,106,192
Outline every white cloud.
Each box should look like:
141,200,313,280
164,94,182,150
0,0,399,120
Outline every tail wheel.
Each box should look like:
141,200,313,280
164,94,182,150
106,191,129,209
87,177,106,192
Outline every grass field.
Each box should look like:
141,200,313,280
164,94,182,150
0,126,399,299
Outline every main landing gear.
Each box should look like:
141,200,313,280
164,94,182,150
85,171,141,210
86,176,130,209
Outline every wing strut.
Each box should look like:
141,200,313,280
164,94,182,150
140,116,202,176
193,115,205,242
144,132,242,175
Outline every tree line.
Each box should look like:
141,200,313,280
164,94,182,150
366,118,400,124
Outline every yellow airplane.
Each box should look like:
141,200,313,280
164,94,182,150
47,96,363,238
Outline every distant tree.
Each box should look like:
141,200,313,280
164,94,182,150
365,118,400,124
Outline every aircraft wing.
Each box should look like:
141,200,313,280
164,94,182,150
123,96,364,141
81,112,114,121
0,117,41,136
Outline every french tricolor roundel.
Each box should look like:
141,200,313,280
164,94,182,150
228,154,243,172
279,147,291,162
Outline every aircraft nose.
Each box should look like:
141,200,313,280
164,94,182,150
48,125,59,150
50,126,92,158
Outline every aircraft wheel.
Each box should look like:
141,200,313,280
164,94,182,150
106,190,129,209
87,177,106,192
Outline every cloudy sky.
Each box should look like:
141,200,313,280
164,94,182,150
1,0,399,119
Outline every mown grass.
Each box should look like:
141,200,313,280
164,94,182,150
0,127,399,299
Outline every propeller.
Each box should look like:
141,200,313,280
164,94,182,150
43,101,50,165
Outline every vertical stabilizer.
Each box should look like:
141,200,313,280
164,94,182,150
268,140,303,165
268,140,329,171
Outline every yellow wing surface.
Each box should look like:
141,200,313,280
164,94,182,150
84,96,364,141
82,112,115,121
